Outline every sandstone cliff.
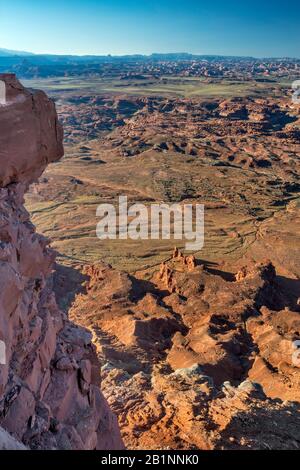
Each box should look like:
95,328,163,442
0,74,123,449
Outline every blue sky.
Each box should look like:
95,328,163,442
0,0,299,57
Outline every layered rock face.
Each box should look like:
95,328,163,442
0,74,123,449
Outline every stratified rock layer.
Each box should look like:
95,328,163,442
0,74,123,449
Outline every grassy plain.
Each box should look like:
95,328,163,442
22,75,291,99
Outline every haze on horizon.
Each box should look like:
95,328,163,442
0,0,299,58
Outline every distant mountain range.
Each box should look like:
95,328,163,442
0,48,253,60
0,48,298,61
0,48,34,57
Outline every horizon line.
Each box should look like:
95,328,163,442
0,47,299,61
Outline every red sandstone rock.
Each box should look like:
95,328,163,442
0,74,63,187
68,254,300,449
0,74,123,450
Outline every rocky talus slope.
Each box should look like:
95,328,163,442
69,249,300,449
0,74,123,449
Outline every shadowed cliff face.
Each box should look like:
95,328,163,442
0,74,123,450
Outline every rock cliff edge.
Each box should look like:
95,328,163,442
0,74,123,450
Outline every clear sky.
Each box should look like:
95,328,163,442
0,0,299,58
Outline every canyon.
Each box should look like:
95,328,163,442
0,65,300,450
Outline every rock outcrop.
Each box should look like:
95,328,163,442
0,74,123,449
68,252,300,449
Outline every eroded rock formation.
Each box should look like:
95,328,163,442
68,251,300,449
1,72,299,451
0,74,123,449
